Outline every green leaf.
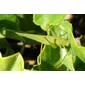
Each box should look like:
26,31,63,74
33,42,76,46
32,45,66,71
0,28,69,47
0,32,14,56
0,53,24,71
0,14,20,31
60,21,77,46
49,22,75,70
74,56,85,71
0,14,16,21
59,47,75,71
16,31,69,47
62,21,85,64
73,46,85,63
0,28,39,45
32,20,73,71
16,14,24,18
63,53,75,71
50,25,68,39
33,14,66,31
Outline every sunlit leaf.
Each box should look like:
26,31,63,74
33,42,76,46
0,53,24,71
16,31,69,47
63,21,85,64
73,46,85,63
63,53,75,71
33,14,66,31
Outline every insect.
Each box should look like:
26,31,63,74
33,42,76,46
43,25,69,48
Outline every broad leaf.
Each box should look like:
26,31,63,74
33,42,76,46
15,31,69,47
63,53,75,71
63,21,85,63
33,14,66,31
73,46,85,63
0,28,69,47
32,45,66,71
0,14,16,21
0,33,14,56
50,23,75,71
0,53,24,71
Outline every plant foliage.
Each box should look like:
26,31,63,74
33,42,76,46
0,14,85,71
